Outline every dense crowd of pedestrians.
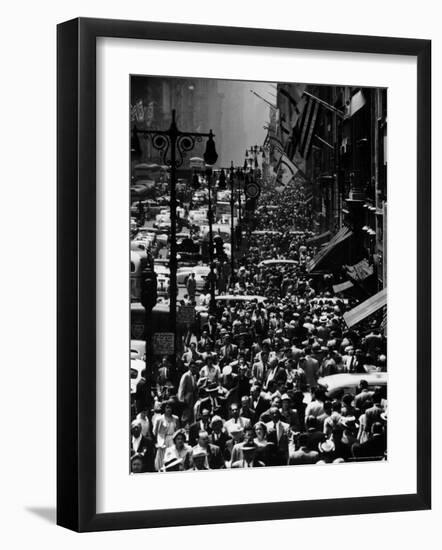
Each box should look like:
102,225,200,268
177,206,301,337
131,182,387,473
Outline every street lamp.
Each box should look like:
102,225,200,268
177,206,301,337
229,162,236,283
205,167,217,313
132,109,217,359
236,167,244,245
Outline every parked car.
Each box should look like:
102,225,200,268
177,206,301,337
130,340,146,360
176,265,210,290
130,358,145,394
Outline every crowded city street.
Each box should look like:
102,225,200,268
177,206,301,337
129,78,388,474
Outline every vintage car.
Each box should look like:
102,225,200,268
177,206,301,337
317,372,387,399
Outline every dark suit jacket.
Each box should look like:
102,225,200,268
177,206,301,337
252,396,270,423
220,343,238,361
197,443,224,469
352,434,386,459
131,436,155,472
209,431,231,455
189,421,212,446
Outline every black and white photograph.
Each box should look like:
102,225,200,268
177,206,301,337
129,76,388,474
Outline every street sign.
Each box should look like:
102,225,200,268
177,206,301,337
152,332,175,355
177,304,196,325
245,181,261,199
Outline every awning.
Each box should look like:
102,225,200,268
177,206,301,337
307,226,353,272
307,230,331,245
333,280,354,293
344,258,374,281
343,288,387,328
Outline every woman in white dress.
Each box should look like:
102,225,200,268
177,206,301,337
153,400,179,471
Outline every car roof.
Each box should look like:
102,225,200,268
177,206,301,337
318,373,387,391
258,259,298,266
131,358,146,370
215,295,267,303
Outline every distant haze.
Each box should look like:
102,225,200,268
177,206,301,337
216,80,275,166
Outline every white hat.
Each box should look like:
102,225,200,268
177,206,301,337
319,439,335,453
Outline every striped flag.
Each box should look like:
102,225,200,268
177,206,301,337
278,84,307,127
292,95,320,159
276,153,299,186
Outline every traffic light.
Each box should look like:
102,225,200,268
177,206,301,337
140,269,158,311
218,168,226,190
214,235,225,260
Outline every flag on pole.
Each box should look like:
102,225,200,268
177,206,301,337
279,85,305,112
276,153,299,186
345,89,366,117
292,95,320,160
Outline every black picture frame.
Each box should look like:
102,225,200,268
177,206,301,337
57,17,431,532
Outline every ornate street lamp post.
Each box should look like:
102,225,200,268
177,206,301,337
205,167,217,313
132,109,218,357
229,162,236,282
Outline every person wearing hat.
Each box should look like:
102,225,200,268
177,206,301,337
208,415,230,455
318,437,336,463
163,429,192,470
191,448,209,470
192,430,225,469
224,424,244,463
231,440,265,468
230,426,255,464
